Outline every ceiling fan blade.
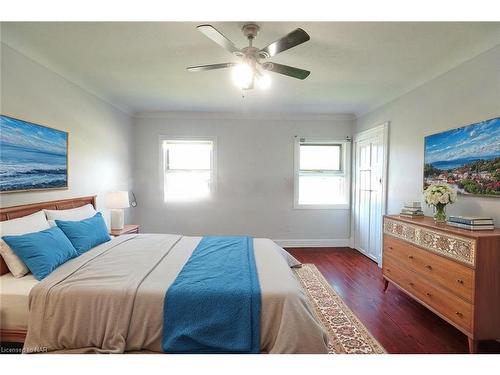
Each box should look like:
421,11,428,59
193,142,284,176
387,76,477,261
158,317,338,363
260,28,310,58
197,25,240,54
186,63,236,72
263,62,310,80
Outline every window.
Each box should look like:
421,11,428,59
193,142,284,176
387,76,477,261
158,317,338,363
162,139,215,202
294,138,350,209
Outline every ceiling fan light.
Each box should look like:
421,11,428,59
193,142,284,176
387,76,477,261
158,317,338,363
257,73,271,90
232,63,253,89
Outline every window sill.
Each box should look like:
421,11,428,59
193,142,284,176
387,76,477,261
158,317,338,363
293,203,350,210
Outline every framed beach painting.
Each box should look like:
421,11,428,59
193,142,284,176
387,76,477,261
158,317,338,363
0,115,68,193
424,117,500,197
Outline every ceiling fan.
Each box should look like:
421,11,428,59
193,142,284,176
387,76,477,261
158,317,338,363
187,24,311,90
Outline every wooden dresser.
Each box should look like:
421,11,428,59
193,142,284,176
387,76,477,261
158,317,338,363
382,215,500,353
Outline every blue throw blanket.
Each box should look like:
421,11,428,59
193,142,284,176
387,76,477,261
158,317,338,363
162,236,261,353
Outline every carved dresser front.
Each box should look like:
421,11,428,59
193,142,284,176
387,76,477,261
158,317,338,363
382,215,500,353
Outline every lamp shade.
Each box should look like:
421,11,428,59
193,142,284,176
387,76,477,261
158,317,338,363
105,191,130,209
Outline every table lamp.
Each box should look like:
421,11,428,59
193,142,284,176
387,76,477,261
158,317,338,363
105,191,130,230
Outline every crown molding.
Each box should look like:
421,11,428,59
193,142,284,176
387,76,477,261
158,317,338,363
133,111,356,122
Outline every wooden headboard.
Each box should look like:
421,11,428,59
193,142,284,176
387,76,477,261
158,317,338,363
0,195,96,275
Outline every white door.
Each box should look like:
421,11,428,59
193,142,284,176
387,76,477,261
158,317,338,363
353,123,388,265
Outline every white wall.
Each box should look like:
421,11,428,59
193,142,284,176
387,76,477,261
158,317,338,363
0,44,134,224
355,45,500,224
133,112,354,244
5,38,495,240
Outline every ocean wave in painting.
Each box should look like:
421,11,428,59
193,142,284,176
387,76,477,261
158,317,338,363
0,160,67,191
0,167,67,191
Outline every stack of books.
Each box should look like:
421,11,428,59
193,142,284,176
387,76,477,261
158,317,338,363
447,216,495,231
400,202,424,218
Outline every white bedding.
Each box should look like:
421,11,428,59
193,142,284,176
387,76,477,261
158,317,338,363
0,273,38,330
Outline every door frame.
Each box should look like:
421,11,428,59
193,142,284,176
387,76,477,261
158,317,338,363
351,122,389,267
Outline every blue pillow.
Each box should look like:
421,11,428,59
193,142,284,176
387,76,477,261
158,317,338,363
2,226,78,280
55,212,111,254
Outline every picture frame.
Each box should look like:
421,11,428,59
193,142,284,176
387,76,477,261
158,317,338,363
0,114,69,193
423,117,499,197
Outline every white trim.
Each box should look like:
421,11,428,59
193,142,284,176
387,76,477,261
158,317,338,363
293,204,351,210
158,135,218,203
293,137,352,210
363,252,379,263
354,123,388,142
135,111,355,121
274,239,351,248
351,122,389,267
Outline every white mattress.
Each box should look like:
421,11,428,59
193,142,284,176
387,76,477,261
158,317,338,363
0,273,38,330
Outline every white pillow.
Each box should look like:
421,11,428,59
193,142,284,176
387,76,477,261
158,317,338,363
44,204,97,222
0,210,51,278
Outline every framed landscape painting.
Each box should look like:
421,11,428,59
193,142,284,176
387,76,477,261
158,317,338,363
424,117,499,197
0,115,68,193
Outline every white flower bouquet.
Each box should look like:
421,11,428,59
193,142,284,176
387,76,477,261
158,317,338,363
423,183,457,222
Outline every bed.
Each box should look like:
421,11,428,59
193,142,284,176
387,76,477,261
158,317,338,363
0,196,99,343
0,196,329,353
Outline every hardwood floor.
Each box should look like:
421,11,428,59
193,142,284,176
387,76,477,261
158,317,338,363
287,247,500,354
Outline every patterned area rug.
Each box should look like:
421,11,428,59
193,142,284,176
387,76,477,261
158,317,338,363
294,264,386,354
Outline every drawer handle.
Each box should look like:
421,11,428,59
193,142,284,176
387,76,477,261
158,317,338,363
425,265,433,270
389,246,394,250
408,255,414,260
409,282,414,287
457,279,464,284
455,311,463,318
426,292,432,297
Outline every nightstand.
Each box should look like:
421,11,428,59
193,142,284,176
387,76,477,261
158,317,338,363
109,224,140,237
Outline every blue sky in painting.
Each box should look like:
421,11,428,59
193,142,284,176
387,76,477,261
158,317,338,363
424,117,500,165
0,115,67,156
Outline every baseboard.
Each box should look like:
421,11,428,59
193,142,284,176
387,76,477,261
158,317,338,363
348,237,354,248
273,239,351,248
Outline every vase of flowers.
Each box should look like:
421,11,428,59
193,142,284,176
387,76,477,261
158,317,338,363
423,183,457,223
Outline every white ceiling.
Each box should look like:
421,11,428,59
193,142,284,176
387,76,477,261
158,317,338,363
1,22,499,116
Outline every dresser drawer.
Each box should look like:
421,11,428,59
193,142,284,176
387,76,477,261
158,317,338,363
384,236,474,302
383,217,476,266
383,256,473,333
